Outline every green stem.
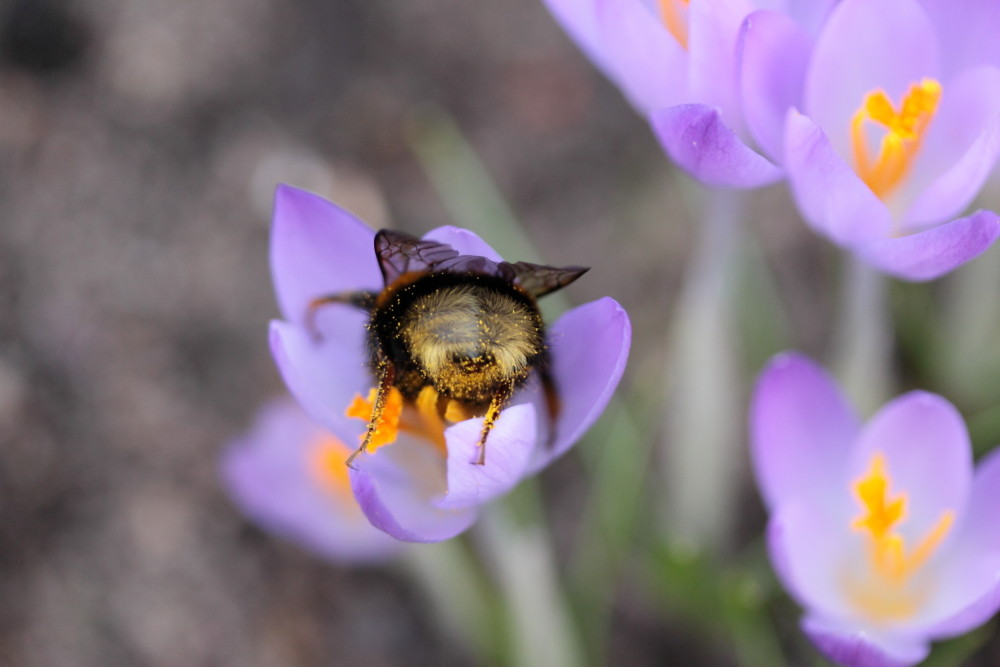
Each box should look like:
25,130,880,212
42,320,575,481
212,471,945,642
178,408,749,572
475,500,584,667
398,539,502,663
661,186,744,554
832,255,892,414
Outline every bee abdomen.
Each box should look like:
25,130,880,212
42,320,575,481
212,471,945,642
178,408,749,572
399,282,544,400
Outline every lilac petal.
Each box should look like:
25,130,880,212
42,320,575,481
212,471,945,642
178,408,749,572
783,0,838,36
593,0,687,113
650,104,782,188
269,319,371,437
806,0,940,160
436,403,537,510
784,110,894,243
350,439,479,543
686,0,753,127
859,209,1000,281
270,184,381,326
221,398,400,563
902,66,1000,229
925,448,1000,636
422,226,504,262
767,503,852,619
801,615,929,667
528,297,631,473
953,447,1000,559
750,352,859,512
850,391,972,539
923,565,1000,640
737,10,811,162
918,0,1000,74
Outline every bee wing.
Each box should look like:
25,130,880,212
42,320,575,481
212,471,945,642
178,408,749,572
374,229,459,284
505,261,589,299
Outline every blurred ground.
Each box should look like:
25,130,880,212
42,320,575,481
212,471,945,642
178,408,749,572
0,0,909,665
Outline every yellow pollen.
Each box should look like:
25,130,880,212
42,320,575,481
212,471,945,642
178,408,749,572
345,385,453,457
844,452,954,623
307,433,355,502
657,0,691,50
850,78,942,200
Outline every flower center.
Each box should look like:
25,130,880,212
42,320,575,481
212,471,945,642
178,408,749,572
307,433,357,503
345,385,456,457
844,452,954,623
657,0,691,50
850,78,942,201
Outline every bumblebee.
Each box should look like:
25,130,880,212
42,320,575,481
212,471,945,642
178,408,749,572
306,229,588,466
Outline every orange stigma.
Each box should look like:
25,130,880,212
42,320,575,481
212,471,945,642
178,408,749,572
844,452,954,623
345,385,452,457
346,386,404,453
657,0,691,50
850,78,942,200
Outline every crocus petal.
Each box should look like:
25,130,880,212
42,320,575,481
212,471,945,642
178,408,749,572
858,209,1000,281
542,0,687,111
529,297,631,473
801,615,929,667
782,0,838,36
350,440,479,543
850,391,972,538
784,110,894,243
592,0,687,112
767,503,853,620
650,104,782,188
918,0,1000,74
737,9,811,162
687,0,754,126
902,66,1000,229
750,352,859,512
950,447,1000,564
422,226,504,262
929,580,1000,640
924,447,1000,636
270,184,381,325
436,404,538,510
806,0,940,160
221,399,400,562
269,319,371,436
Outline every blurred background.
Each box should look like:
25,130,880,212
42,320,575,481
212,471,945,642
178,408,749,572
3,0,999,665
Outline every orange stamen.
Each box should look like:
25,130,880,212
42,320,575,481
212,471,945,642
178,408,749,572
413,386,448,455
850,78,942,200
444,399,474,424
844,452,954,623
657,0,691,50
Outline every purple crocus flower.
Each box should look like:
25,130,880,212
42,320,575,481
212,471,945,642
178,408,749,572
751,353,1000,666
541,0,836,187
222,397,402,563
777,0,1000,280
268,185,631,543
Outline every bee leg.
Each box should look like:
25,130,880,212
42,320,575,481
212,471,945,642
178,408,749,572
305,291,377,342
474,381,514,465
346,358,395,469
539,366,561,448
